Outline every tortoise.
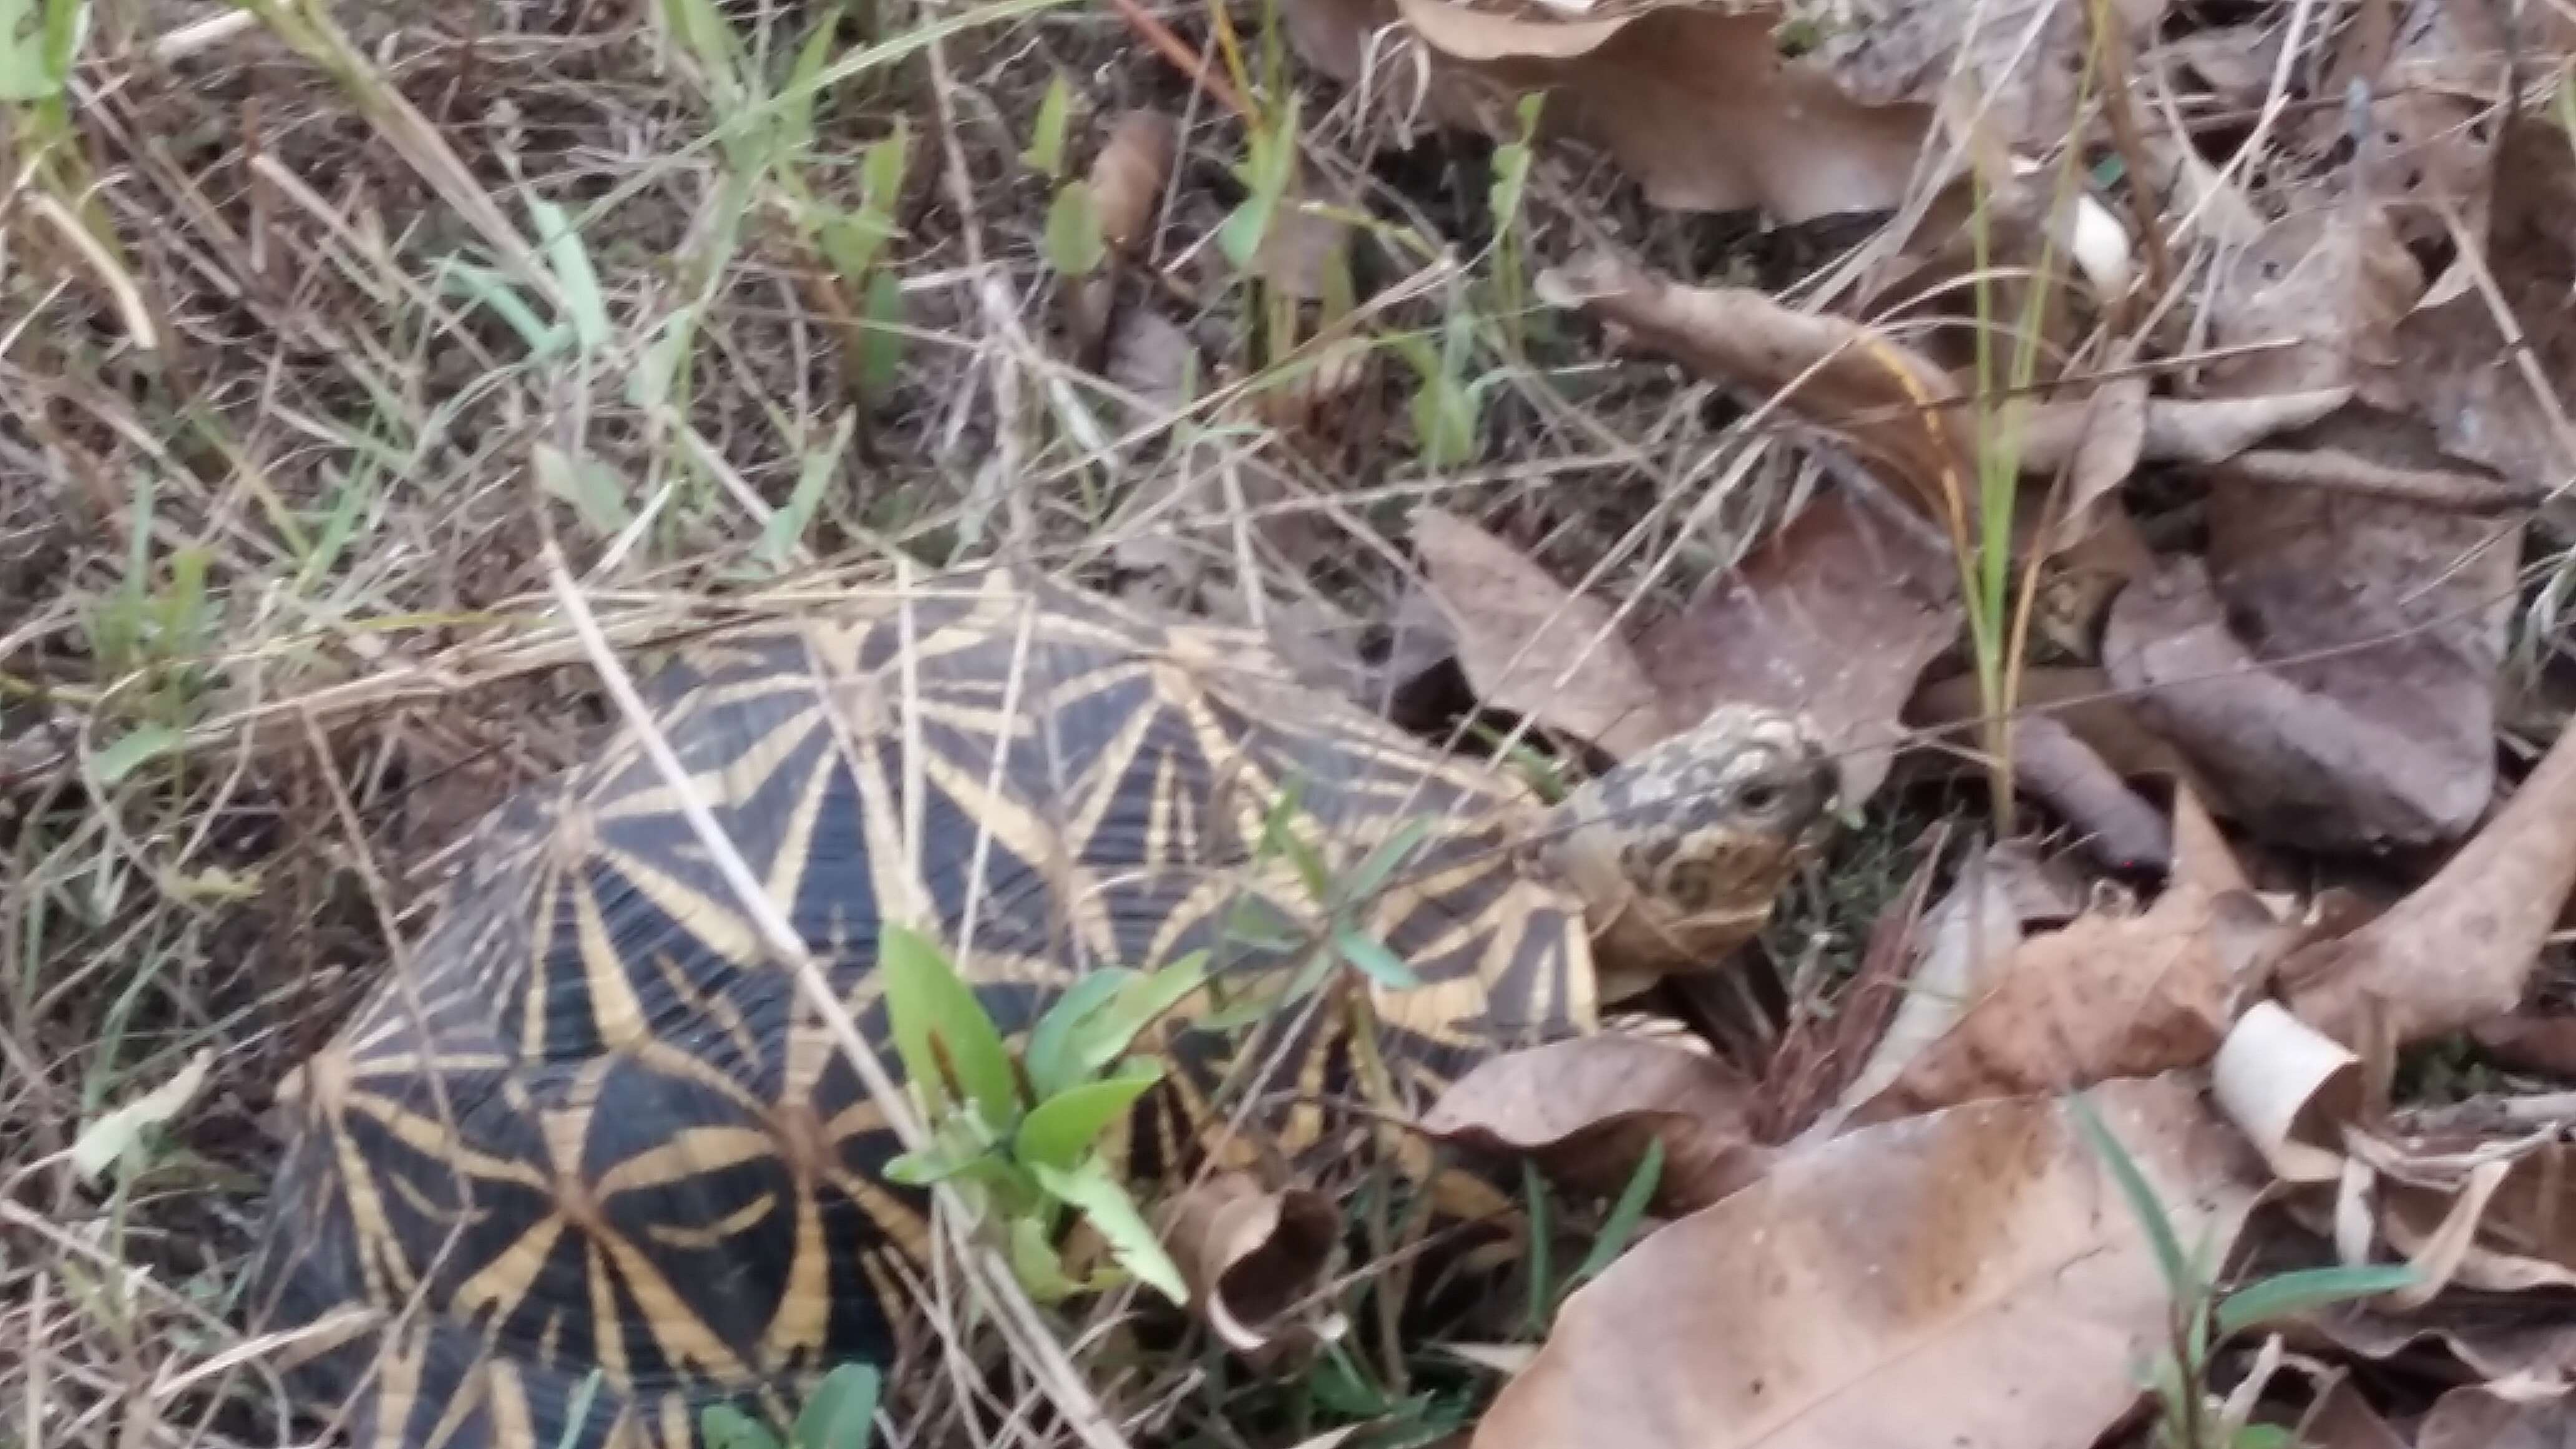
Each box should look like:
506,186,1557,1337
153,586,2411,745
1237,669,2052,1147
247,567,1833,1449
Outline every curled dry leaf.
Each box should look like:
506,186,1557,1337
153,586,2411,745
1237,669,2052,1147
1473,1074,2265,1449
2281,718,2576,1050
2104,553,2497,848
2306,1300,2576,1397
1539,251,1975,527
1848,789,2293,1123
2211,1000,2363,1183
1160,1173,1341,1354
1410,507,1677,758
1422,1033,1769,1214
1090,110,1178,252
2003,714,2173,871
1637,488,1959,803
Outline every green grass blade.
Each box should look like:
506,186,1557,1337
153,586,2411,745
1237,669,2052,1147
2212,1264,2417,1339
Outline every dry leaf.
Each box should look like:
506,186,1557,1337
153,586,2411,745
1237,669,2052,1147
1541,251,1977,527
2004,714,2174,871
1818,839,2087,1134
2009,387,2352,475
2470,1015,2576,1080
1850,790,2291,1121
2418,1387,2576,1449
2281,718,2576,1048
1103,306,1197,416
1910,666,2207,786
2211,1001,2363,1183
1411,507,1678,758
1423,1034,1769,1213
1637,489,1959,803
1472,1074,2265,1449
1322,0,1931,222
2307,1302,2576,1397
2293,1377,2413,1449
1161,1174,1341,1354
1091,110,1178,252
2103,552,2497,849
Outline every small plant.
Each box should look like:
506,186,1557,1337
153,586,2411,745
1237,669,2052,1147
2070,1094,2416,1449
700,1362,884,1449
876,924,1206,1304
1484,94,1546,356
1390,306,1487,471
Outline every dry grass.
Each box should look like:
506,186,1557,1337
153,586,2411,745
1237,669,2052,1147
0,0,1843,1443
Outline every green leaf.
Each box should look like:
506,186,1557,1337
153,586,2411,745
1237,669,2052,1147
1022,71,1073,178
441,261,564,356
699,1403,783,1449
1487,94,1543,227
1055,952,1209,1081
91,723,181,785
661,0,747,109
1568,1137,1662,1293
1217,97,1300,270
879,923,1018,1121
791,1363,881,1449
533,442,633,537
1007,1212,1087,1302
630,307,701,414
754,411,852,569
1030,1158,1188,1304
2212,1264,2418,1339
526,196,610,356
1025,970,1136,1100
1409,372,1480,469
2068,1091,2194,1299
1043,181,1108,278
1334,927,1422,989
2230,1426,2292,1449
817,210,895,288
862,122,910,210
858,268,907,396
0,0,76,101
1015,1061,1163,1173
776,6,845,162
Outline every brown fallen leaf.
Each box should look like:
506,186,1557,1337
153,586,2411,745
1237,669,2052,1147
2008,387,2352,474
1160,1173,1342,1354
2281,718,2576,1048
1472,1074,2265,1449
2292,1377,2413,1449
2417,1387,2576,1449
1539,251,1977,528
2005,713,2174,871
2103,553,2497,848
1849,789,2291,1122
1091,110,1178,253
2470,1015,2576,1080
1910,666,2205,786
2306,1300,2576,1397
1410,507,1677,758
1423,1034,1769,1213
2209,446,2546,515
1637,488,1959,803
1289,0,1930,222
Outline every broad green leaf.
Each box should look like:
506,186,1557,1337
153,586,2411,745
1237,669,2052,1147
1568,1137,1662,1292
1007,1212,1086,1302
526,196,610,356
791,1363,881,1449
1022,71,1073,178
533,442,633,537
879,922,1017,1120
698,1403,783,1449
1043,181,1106,277
858,268,906,395
1217,99,1299,270
861,122,909,210
1030,1158,1187,1304
817,210,895,288
1025,970,1135,1100
91,723,181,785
1410,374,1478,470
1056,952,1209,1081
1334,927,1422,989
1015,1061,1162,1173
2212,1264,2417,1339
0,0,77,100
71,1048,211,1181
661,0,748,109
630,308,701,414
754,411,852,569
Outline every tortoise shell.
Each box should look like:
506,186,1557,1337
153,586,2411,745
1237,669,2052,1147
249,570,1601,1449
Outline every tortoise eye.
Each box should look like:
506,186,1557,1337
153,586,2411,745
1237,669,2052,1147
1737,779,1784,814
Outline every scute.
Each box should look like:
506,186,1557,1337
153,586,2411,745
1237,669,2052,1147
249,569,1596,1449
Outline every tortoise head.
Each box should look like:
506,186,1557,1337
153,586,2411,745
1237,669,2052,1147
1536,705,1835,995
